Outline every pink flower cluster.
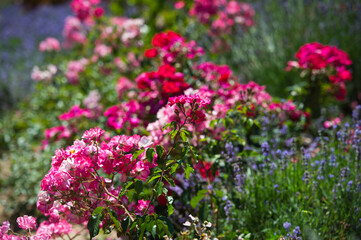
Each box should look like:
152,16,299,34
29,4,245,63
117,77,136,98
63,16,87,49
65,58,88,84
168,94,211,124
93,43,112,58
38,37,61,52
196,62,232,86
104,100,141,130
189,0,255,34
324,117,341,128
70,0,104,22
147,79,307,147
287,42,352,100
43,125,73,148
137,64,188,96
108,18,145,46
83,90,103,119
38,127,156,229
168,94,211,109
59,105,92,121
145,31,204,63
31,65,57,82
0,215,66,240
36,220,72,239
212,1,255,35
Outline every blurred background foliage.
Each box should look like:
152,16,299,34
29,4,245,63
0,0,361,238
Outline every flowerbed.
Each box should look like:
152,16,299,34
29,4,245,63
0,0,360,239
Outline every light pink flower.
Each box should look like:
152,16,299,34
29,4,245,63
17,215,37,230
39,37,61,52
82,127,105,142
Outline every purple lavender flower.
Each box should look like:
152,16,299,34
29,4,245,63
224,200,232,219
291,226,301,239
283,222,291,232
261,141,270,157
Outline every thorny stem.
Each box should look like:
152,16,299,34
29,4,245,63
67,226,88,240
102,183,135,222
142,110,191,216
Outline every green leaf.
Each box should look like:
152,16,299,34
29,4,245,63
128,189,135,203
87,207,104,239
134,180,143,194
215,190,224,198
155,182,164,196
246,119,254,129
182,129,191,136
121,217,130,232
119,180,135,197
147,174,161,183
156,145,164,158
159,216,174,236
180,131,187,142
170,130,177,140
109,209,121,231
132,149,145,160
162,122,171,131
139,222,146,239
163,175,175,187
171,121,177,131
167,204,174,216
169,163,179,175
209,119,217,128
239,149,258,157
146,148,155,163
184,163,194,179
253,120,261,129
190,189,208,209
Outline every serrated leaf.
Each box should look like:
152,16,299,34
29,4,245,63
169,163,179,175
156,145,164,158
87,207,104,239
148,174,161,183
146,148,155,163
163,176,175,187
184,163,194,179
132,149,145,160
109,210,121,231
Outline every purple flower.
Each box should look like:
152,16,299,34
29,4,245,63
283,222,291,232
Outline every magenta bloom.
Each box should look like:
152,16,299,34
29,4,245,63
17,215,37,231
58,105,91,121
39,37,61,52
82,127,105,142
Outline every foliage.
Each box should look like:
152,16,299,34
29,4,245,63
0,0,361,239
